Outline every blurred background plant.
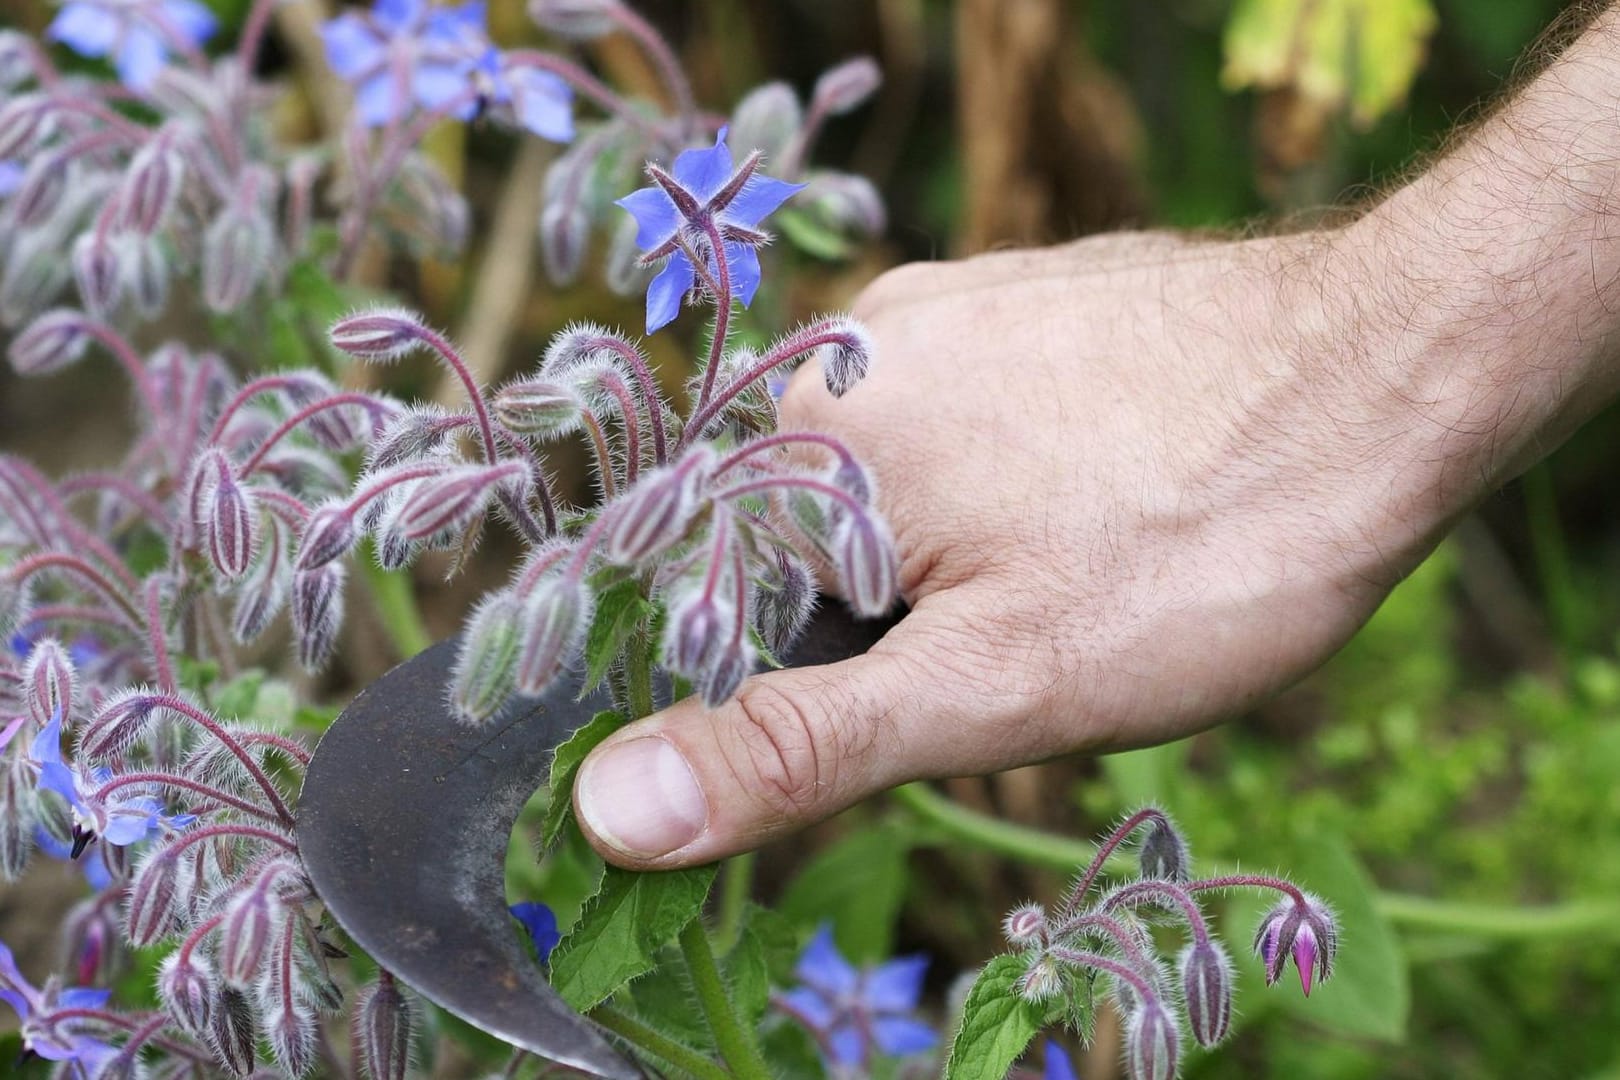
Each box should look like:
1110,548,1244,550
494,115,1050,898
5,0,1620,1078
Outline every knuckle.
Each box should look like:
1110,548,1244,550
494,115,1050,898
724,680,842,821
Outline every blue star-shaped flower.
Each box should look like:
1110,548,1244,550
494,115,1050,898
322,0,487,126
615,129,804,334
0,940,119,1071
775,926,937,1069
510,901,560,964
28,709,189,853
47,0,217,92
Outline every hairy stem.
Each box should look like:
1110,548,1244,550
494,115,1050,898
678,919,769,1080
590,1005,730,1080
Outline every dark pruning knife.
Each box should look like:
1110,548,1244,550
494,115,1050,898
296,606,896,1077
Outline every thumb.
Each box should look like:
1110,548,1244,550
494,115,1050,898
572,596,1041,869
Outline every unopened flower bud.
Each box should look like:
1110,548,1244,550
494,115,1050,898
296,503,358,572
664,583,730,680
158,950,216,1039
698,637,753,707
812,57,882,116
1180,940,1233,1048
266,993,317,1078
202,209,273,313
126,234,171,319
82,689,158,761
527,0,620,38
0,756,38,881
23,636,75,727
367,404,454,469
0,237,70,327
121,132,185,234
330,308,426,362
198,451,256,581
1125,998,1180,1080
539,202,590,287
127,850,183,946
0,93,54,159
802,171,887,238
221,890,274,985
72,232,124,319
353,973,413,1080
0,31,33,89
493,379,584,437
1252,892,1338,997
397,463,525,543
833,511,897,617
292,564,345,671
210,984,257,1077
451,592,522,724
8,308,90,375
754,549,815,656
1017,954,1064,1003
1002,903,1048,948
1139,815,1190,882
730,82,803,164
603,448,713,565
11,155,70,229
514,574,592,697
604,213,648,296
817,320,874,398
62,896,119,987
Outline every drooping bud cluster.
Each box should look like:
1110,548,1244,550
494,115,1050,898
996,809,1339,1080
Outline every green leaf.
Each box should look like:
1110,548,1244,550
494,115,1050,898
1222,0,1437,126
542,710,625,849
581,579,654,693
943,954,1047,1080
776,207,855,261
625,946,713,1049
778,821,910,963
549,864,718,1011
724,924,770,1028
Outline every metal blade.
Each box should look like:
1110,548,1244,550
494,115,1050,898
296,605,896,1076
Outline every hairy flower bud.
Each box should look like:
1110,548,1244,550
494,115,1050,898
833,511,898,618
199,451,256,581
1125,998,1180,1080
209,984,257,1076
1180,940,1233,1048
514,574,592,697
397,462,525,542
602,448,713,565
753,549,815,657
0,93,54,160
330,308,426,362
451,592,522,724
127,850,184,946
1002,903,1049,948
292,565,345,671
82,689,159,761
698,637,753,707
604,214,648,296
23,636,75,727
493,379,585,437
527,0,619,38
801,171,887,238
367,404,455,469
202,209,273,313
127,234,171,319
663,581,732,681
539,201,590,287
11,155,71,229
1253,892,1338,997
121,132,186,234
265,986,317,1078
0,755,38,881
221,889,274,985
812,57,882,116
353,974,413,1080
296,502,358,572
817,320,874,398
1017,954,1064,1003
1139,815,1190,882
8,308,90,375
72,232,124,319
730,82,803,164
158,950,216,1039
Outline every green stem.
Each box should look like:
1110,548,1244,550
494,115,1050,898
358,540,433,659
679,919,769,1080
714,850,755,954
591,1004,731,1080
1524,463,1582,651
891,782,1620,943
625,624,655,721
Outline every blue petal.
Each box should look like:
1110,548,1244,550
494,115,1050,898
101,813,157,847
826,1021,866,1068
373,0,424,33
158,0,218,45
31,713,63,767
777,986,836,1032
794,926,859,997
671,130,733,203
81,853,113,891
1044,1039,1079,1080
616,187,679,252
871,1016,937,1058
645,252,693,334
38,762,84,812
508,67,574,143
411,61,471,112
58,988,111,1010
724,243,762,307
47,4,118,57
114,26,169,91
355,70,406,126
724,175,804,229
0,941,35,1020
510,902,560,964
320,14,383,80
863,953,929,1012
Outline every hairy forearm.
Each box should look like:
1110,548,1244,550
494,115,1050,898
1340,4,1620,516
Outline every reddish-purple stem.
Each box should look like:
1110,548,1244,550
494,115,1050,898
143,694,294,824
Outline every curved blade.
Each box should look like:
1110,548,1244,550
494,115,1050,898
297,606,896,1076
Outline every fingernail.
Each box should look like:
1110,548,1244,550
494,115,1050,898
576,736,707,858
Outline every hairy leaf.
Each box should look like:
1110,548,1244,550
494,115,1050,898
542,710,624,849
944,954,1046,1080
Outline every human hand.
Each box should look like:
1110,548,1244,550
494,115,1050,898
570,227,1538,868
